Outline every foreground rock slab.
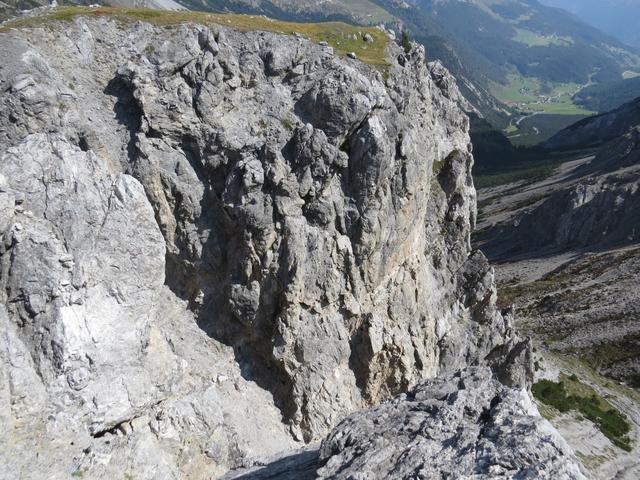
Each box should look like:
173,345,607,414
318,367,586,480
224,368,586,480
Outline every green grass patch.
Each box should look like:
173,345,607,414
532,376,632,452
490,72,594,121
535,399,559,421
0,7,390,68
314,0,394,25
504,124,518,134
513,28,573,47
526,99,593,115
490,73,541,104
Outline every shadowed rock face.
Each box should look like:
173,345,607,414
0,14,561,479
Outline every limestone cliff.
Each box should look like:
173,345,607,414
0,10,580,479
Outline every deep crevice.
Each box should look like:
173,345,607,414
77,134,90,152
104,75,144,167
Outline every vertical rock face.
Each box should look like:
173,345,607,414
0,14,535,478
0,134,170,431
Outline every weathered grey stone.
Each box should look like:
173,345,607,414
318,367,586,480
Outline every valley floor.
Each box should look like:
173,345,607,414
474,157,640,479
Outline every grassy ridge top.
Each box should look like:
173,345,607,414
0,6,390,67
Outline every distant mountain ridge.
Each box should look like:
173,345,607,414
412,0,640,86
539,0,640,48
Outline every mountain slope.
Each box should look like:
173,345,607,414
0,0,186,19
543,97,640,150
411,0,640,104
573,76,640,113
188,0,395,23
539,0,640,48
476,105,640,387
482,126,640,257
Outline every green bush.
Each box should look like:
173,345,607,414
401,31,411,54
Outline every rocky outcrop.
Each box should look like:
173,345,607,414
0,11,567,479
0,134,298,477
224,367,585,480
318,367,585,480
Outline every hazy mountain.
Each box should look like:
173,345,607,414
539,0,640,48
411,0,640,87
